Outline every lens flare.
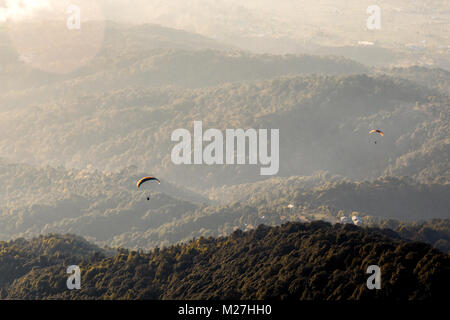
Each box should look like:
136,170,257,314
4,0,105,74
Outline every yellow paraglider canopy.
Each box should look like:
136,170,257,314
369,129,384,136
137,176,161,189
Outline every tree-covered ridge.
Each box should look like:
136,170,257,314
294,177,450,221
378,66,450,94
376,219,450,254
2,223,449,300
1,72,447,188
208,176,450,221
0,21,233,92
0,159,207,206
0,20,367,96
0,234,106,289
1,159,449,250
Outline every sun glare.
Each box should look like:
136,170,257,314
0,0,51,22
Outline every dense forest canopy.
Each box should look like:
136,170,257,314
0,72,448,188
0,160,448,250
1,223,448,300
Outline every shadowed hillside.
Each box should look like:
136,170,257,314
1,160,448,250
1,223,448,300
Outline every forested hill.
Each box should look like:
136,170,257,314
0,21,366,94
1,159,448,250
0,22,448,189
379,66,450,94
1,73,448,188
0,234,107,289
1,158,448,250
1,222,448,300
212,176,450,221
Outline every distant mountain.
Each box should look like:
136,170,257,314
2,72,447,188
1,160,448,250
313,45,400,67
2,223,449,300
0,21,448,256
0,21,365,94
105,175,449,250
379,66,450,94
295,177,450,221
0,160,207,247
2,23,447,189
209,175,450,221
102,22,235,53
0,159,208,206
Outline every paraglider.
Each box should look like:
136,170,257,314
137,176,161,188
137,176,160,201
369,129,384,136
369,129,384,144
